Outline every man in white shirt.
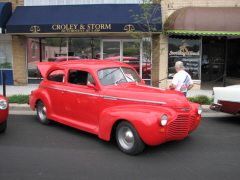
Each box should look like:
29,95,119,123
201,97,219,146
169,61,194,96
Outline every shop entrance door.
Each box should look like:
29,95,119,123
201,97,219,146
201,37,225,82
100,39,151,83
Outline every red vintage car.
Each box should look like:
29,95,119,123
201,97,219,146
29,60,202,155
0,95,9,133
104,56,151,79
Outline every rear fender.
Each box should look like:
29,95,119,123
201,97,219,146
98,105,176,145
29,89,52,117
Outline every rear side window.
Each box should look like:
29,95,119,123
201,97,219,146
68,70,95,86
47,70,65,82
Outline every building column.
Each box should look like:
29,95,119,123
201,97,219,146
12,35,27,86
152,34,168,89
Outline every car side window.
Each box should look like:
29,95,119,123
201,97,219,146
68,70,95,86
47,70,65,82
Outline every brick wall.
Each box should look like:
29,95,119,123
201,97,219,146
12,35,27,86
0,0,24,11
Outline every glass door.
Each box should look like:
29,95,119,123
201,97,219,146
101,39,150,82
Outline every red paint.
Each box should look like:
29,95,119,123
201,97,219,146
0,95,9,123
218,100,240,115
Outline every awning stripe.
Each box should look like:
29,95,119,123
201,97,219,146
165,30,240,36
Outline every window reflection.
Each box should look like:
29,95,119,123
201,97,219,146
168,38,200,80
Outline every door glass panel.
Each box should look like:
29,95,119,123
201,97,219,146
27,37,67,83
103,41,120,60
123,41,141,76
68,38,100,59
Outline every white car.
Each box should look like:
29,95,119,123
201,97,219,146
210,85,240,115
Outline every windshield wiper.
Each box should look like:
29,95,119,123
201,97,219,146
99,68,119,80
114,77,125,85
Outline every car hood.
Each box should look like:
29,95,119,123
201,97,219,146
104,84,190,108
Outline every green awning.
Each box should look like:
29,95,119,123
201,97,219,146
164,7,240,36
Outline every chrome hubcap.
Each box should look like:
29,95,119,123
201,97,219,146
38,103,46,120
118,127,134,150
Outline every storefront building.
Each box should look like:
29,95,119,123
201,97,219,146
1,0,162,86
1,0,240,89
160,0,240,89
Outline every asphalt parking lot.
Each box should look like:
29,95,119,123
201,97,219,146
1,110,240,180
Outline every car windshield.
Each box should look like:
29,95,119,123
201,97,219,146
98,67,141,86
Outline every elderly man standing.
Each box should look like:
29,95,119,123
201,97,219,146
169,61,194,96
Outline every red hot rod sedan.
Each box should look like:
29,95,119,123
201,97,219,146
0,95,9,133
29,60,202,155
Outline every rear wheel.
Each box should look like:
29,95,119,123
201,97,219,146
0,119,7,133
116,121,145,155
36,100,51,125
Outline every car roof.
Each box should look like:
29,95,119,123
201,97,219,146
36,60,134,77
57,60,133,70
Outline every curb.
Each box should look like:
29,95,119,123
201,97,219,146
9,103,32,111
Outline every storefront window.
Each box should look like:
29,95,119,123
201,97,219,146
227,38,240,78
0,35,12,69
168,37,200,80
27,37,101,82
68,38,100,59
0,35,13,85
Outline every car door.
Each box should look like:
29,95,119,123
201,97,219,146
60,69,102,131
45,69,67,118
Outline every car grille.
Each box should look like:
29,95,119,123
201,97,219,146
189,116,196,132
166,115,189,141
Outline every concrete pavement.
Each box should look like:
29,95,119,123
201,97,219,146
1,84,213,97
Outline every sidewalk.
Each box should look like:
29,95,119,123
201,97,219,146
0,84,39,96
1,84,213,97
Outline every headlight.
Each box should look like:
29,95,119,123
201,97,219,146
160,114,168,126
198,105,202,115
0,100,8,110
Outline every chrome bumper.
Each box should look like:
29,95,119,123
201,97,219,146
210,103,222,111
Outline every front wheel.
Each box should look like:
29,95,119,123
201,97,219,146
116,121,145,155
0,119,7,133
36,100,51,125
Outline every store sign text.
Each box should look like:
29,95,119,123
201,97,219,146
52,24,112,32
169,51,200,56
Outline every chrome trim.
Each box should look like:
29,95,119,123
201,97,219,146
62,89,100,97
40,84,167,105
103,96,117,100
181,108,190,111
103,95,166,104
137,84,165,90
40,84,101,97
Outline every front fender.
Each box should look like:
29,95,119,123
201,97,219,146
98,105,176,146
188,102,202,132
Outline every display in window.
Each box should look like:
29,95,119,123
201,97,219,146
168,38,200,80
